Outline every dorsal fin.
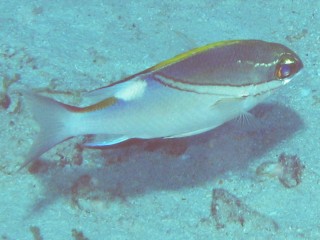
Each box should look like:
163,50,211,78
82,79,147,105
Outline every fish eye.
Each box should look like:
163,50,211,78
275,54,299,79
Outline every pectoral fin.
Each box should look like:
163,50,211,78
211,97,244,109
165,127,213,138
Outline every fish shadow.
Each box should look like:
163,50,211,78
30,103,304,213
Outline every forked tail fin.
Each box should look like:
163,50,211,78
20,92,75,170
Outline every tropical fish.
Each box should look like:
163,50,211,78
22,40,303,168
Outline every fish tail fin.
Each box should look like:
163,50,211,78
20,91,77,170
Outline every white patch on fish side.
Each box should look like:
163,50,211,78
115,80,147,101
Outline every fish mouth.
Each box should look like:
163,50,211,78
282,68,303,85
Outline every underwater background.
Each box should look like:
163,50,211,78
0,0,319,239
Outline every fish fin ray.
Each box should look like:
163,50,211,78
234,111,261,130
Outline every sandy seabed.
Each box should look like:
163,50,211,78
1,1,320,239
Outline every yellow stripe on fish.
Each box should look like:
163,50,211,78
66,97,117,113
146,40,241,72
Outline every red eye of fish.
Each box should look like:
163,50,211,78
275,54,299,79
276,64,292,78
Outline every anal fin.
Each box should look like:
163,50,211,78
84,134,129,147
165,127,213,138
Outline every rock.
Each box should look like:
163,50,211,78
211,188,278,233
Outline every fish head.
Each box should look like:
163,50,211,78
241,41,304,98
250,41,303,83
151,40,303,98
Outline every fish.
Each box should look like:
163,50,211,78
22,40,303,168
